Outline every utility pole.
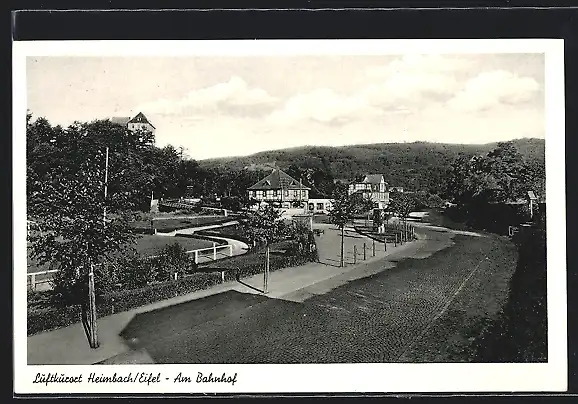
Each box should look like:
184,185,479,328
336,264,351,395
88,261,99,348
264,244,270,293
103,147,109,227
340,226,345,267
87,146,109,349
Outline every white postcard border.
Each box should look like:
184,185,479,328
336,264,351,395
13,39,567,394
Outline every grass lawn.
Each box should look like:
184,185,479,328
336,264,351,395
197,224,248,243
130,216,232,233
133,235,214,256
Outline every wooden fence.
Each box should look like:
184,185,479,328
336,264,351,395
27,244,234,292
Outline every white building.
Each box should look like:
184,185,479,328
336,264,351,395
348,174,390,209
306,198,333,214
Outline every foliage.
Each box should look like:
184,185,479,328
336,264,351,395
327,183,357,229
152,242,196,281
388,191,417,221
198,139,545,196
239,204,286,245
349,192,376,214
285,220,318,258
446,141,543,206
27,116,145,306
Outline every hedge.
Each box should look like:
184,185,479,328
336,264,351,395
28,304,81,336
201,240,318,281
27,272,223,336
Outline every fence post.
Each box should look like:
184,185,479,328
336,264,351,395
395,233,398,247
31,274,36,291
363,243,366,260
228,245,233,257
384,236,387,252
213,242,217,261
221,271,225,283
194,250,199,264
372,239,376,256
354,245,357,264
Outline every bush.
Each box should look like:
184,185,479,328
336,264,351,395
202,238,318,281
116,253,157,289
27,272,224,336
97,272,223,316
28,304,80,335
152,242,196,282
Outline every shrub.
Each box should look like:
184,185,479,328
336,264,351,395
28,304,81,335
97,272,223,315
116,253,156,289
152,242,197,281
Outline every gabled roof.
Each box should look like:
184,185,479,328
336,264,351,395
362,174,385,184
127,112,156,129
248,169,311,191
110,116,131,125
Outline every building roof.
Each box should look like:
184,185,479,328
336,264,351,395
248,169,311,191
110,116,131,125
128,112,156,129
362,174,385,184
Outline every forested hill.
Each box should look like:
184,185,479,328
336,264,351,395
198,138,545,195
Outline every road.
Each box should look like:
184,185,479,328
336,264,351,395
117,225,517,364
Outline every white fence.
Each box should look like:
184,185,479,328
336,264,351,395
27,269,59,292
27,244,234,291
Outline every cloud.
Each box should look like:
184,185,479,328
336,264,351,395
446,70,540,112
267,88,381,126
354,54,469,110
135,76,278,116
365,54,472,79
267,55,468,125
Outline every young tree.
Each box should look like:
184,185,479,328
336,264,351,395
328,184,357,267
239,204,286,292
389,191,417,241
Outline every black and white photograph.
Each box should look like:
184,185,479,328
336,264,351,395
13,39,567,394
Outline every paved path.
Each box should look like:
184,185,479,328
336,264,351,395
27,222,427,365
155,221,239,236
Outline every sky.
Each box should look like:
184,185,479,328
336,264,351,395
26,53,545,160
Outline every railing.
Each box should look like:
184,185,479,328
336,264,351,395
190,244,233,264
27,269,59,292
159,200,228,216
27,244,235,291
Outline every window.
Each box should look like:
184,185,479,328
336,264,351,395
252,191,256,198
284,190,289,197
308,203,314,210
316,203,324,210
274,190,278,197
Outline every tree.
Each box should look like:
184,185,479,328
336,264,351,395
328,184,357,267
239,204,286,292
240,204,286,246
389,191,417,241
27,117,140,310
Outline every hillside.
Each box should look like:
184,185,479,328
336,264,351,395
198,138,545,195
